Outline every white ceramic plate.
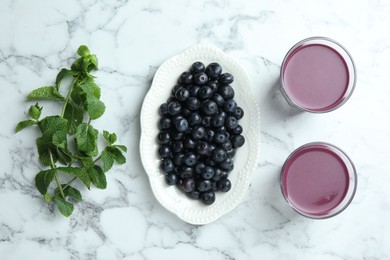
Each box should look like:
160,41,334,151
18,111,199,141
140,44,261,225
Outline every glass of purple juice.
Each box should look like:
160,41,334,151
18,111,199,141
280,142,357,219
280,37,356,113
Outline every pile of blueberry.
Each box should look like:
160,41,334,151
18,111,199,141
157,62,245,205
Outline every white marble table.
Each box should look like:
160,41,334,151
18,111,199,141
1,0,389,259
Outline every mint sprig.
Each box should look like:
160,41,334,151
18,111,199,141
16,45,127,217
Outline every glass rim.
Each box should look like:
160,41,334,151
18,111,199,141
280,142,358,219
280,36,357,113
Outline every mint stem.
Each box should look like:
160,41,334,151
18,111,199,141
60,76,78,118
49,149,65,199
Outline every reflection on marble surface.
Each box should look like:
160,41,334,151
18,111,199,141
1,0,390,259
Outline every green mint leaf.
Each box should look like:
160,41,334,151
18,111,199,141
64,186,82,202
76,123,98,154
56,68,76,89
113,145,127,153
85,94,105,120
57,166,91,189
15,120,36,133
27,86,65,101
44,193,53,202
56,147,72,165
52,129,67,149
35,169,56,195
36,137,58,166
103,130,117,146
39,116,68,142
87,54,98,71
79,156,94,169
77,45,90,57
110,147,126,165
79,80,101,99
28,103,42,120
55,194,74,217
89,165,107,189
63,102,84,135
101,149,114,172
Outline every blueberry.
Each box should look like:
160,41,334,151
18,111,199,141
231,125,243,135
201,191,216,205
167,101,182,116
223,99,237,113
179,71,193,85
233,107,244,119
231,135,245,148
204,157,217,166
214,131,227,144
173,153,185,166
225,116,238,130
201,166,215,180
158,145,171,159
160,158,174,173
191,125,206,140
185,97,201,111
217,178,231,192
205,129,215,142
196,141,210,156
226,148,236,158
194,161,206,174
157,131,171,144
212,168,227,182
212,93,225,107
212,148,227,163
165,172,178,185
181,178,195,192
183,137,196,149
173,116,189,132
202,100,218,116
202,116,211,127
218,85,235,99
187,190,201,200
175,87,190,102
189,85,200,97
191,61,205,74
187,112,202,126
220,140,232,151
159,117,172,130
172,141,184,153
211,113,225,128
198,86,213,100
183,152,197,166
205,63,222,79
181,108,191,117
218,72,234,84
194,72,209,85
172,84,184,95
171,130,184,141
220,157,234,171
179,167,194,179
159,103,168,115
197,180,212,192
206,80,219,93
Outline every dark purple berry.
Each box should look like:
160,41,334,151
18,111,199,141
179,71,193,85
198,86,213,100
223,99,237,113
201,166,215,180
205,63,222,79
160,159,174,173
217,178,231,192
211,114,225,128
185,97,201,111
159,103,168,115
194,72,209,85
166,172,178,185
231,135,245,148
212,148,227,163
157,131,171,144
183,152,197,166
233,107,244,119
201,191,216,205
202,100,218,116
173,116,189,132
187,112,202,126
196,141,210,156
218,72,234,84
219,85,235,99
225,116,238,130
167,101,182,116
191,61,205,74
175,87,190,102
197,180,212,192
158,145,171,159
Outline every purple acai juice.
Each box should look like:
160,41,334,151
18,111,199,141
281,142,357,219
280,37,356,113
